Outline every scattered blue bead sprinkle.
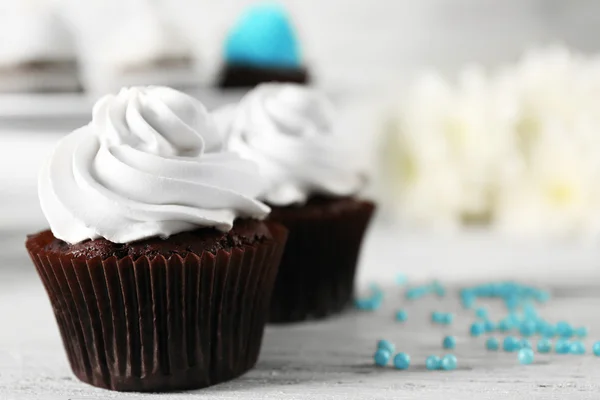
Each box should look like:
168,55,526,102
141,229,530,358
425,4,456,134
497,319,513,332
355,284,384,311
503,336,519,352
475,307,488,319
519,339,532,349
519,320,536,337
555,339,570,354
393,353,411,370
569,341,585,355
518,348,534,365
426,355,441,370
395,309,408,322
432,280,446,297
461,291,476,309
470,322,485,337
484,320,495,332
395,273,408,286
441,354,457,371
541,324,556,338
486,337,499,351
374,349,391,366
443,336,456,350
431,311,443,323
406,286,430,300
537,338,552,353
556,321,573,338
441,313,454,325
575,327,588,338
593,342,600,356
377,340,395,354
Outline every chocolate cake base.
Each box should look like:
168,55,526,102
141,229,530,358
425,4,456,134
25,220,287,392
268,197,375,323
218,64,309,88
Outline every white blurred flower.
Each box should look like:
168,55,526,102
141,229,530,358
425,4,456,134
495,127,598,238
383,46,600,239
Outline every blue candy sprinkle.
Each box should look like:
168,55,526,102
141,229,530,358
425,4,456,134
426,355,441,370
503,336,519,352
431,311,443,323
535,290,550,303
556,321,573,338
393,353,411,370
470,322,485,337
354,298,380,311
486,337,499,351
443,336,456,350
518,348,534,365
405,286,430,300
441,354,457,371
593,342,600,356
475,307,488,319
374,349,391,366
575,327,588,338
569,341,585,355
519,339,532,349
377,340,395,354
541,323,556,338
519,320,536,337
461,292,476,309
484,320,495,332
537,338,552,353
432,280,446,297
395,273,408,285
395,309,408,322
355,285,384,311
555,339,570,354
497,319,513,332
441,313,454,325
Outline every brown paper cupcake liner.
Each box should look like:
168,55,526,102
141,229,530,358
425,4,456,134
218,64,310,88
26,224,287,392
268,200,375,323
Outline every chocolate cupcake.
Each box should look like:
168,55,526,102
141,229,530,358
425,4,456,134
25,86,287,391
216,83,374,322
218,3,309,88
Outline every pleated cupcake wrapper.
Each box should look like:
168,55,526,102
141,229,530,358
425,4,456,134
26,225,287,392
268,201,375,323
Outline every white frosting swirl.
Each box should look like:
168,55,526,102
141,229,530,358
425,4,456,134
220,83,364,206
39,86,269,244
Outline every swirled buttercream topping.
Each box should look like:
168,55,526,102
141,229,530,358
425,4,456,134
39,86,269,244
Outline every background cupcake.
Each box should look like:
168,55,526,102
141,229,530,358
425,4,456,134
217,83,374,322
25,86,287,391
0,1,79,93
218,3,310,88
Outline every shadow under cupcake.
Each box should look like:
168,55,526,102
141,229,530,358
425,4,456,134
216,83,375,323
25,86,287,391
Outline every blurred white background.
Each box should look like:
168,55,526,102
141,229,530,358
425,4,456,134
60,0,600,89
3,0,600,283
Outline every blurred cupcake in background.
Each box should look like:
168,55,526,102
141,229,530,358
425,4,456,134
64,0,198,96
0,0,80,93
217,83,374,322
218,3,310,89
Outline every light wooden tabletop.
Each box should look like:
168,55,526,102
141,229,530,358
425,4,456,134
2,224,600,400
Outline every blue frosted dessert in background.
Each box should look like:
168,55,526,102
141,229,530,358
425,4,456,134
219,3,310,88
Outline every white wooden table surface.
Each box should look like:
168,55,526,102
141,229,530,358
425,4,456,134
3,221,600,400
3,104,600,399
